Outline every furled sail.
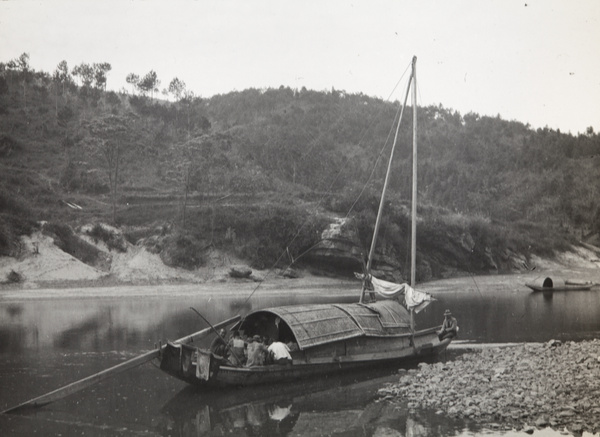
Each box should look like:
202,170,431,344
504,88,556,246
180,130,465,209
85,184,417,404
404,284,435,313
355,273,435,312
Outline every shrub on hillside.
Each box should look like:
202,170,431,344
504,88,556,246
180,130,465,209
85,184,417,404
0,215,37,257
232,207,328,270
87,223,127,252
60,161,109,194
43,222,108,267
6,270,22,283
0,188,37,256
159,233,206,270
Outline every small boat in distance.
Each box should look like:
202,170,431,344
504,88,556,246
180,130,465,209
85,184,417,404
525,276,596,292
158,56,454,388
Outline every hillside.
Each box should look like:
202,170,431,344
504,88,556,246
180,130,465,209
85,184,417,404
1,58,600,285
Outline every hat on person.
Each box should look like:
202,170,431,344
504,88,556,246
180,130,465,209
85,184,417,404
444,309,452,316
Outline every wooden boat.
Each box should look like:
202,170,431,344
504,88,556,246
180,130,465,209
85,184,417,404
2,56,453,413
158,56,453,388
525,276,596,292
159,301,451,387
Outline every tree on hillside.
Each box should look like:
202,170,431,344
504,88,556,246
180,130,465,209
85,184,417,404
92,62,112,91
52,60,72,118
180,90,210,138
125,73,139,95
72,62,95,87
168,77,186,101
12,52,31,109
176,136,202,229
53,60,72,94
138,70,160,99
85,114,134,223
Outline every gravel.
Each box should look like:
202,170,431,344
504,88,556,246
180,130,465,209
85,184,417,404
377,339,600,435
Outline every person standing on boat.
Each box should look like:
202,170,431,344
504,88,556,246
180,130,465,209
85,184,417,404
268,340,292,365
246,335,268,367
437,310,458,341
228,331,246,366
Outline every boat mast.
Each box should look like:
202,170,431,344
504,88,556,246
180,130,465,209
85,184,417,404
410,56,417,288
410,56,417,333
360,57,416,303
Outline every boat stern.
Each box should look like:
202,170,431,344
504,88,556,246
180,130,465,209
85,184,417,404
159,342,219,386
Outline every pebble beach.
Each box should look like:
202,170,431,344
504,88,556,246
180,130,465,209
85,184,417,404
378,340,600,435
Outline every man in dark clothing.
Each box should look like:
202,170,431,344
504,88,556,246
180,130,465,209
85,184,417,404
210,328,227,358
438,309,458,341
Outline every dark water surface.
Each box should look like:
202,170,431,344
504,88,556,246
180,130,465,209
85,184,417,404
1,273,599,436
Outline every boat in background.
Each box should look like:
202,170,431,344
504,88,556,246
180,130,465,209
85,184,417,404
158,56,454,388
525,276,596,292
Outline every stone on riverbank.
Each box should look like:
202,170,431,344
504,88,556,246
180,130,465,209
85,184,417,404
377,340,600,435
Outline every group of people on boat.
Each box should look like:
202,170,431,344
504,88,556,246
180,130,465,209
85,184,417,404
210,329,296,367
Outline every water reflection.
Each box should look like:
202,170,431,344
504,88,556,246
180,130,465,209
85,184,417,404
156,366,512,437
415,284,600,343
158,368,397,436
1,276,599,436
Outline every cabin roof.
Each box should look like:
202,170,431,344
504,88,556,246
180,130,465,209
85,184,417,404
242,300,412,350
528,276,566,289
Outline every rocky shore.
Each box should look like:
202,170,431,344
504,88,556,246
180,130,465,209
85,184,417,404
378,340,600,435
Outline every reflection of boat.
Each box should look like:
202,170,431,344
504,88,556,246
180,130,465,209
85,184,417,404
158,362,486,437
158,368,402,436
526,276,595,292
158,57,453,389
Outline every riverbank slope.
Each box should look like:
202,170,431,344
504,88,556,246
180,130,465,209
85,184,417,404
2,228,600,290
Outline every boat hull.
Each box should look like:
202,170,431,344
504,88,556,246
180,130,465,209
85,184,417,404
526,283,594,292
158,329,451,388
526,276,595,292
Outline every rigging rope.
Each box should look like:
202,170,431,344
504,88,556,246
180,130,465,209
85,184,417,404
232,59,416,318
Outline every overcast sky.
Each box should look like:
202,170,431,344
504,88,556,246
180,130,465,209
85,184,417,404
1,0,599,134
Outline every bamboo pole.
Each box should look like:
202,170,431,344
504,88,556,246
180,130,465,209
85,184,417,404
2,315,241,414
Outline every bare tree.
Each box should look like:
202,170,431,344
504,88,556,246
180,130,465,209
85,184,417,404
85,115,133,223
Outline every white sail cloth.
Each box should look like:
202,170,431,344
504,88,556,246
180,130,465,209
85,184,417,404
403,284,435,313
355,273,435,313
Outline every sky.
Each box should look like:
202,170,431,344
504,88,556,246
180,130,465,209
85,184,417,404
1,0,599,134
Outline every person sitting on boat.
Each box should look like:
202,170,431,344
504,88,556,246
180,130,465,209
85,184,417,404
210,328,228,359
268,340,292,365
246,335,269,367
228,330,246,366
437,309,458,341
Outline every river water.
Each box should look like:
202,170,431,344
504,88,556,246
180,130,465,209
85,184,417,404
0,271,599,437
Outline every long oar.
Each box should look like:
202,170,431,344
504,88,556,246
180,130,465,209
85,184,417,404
2,314,241,414
189,307,243,365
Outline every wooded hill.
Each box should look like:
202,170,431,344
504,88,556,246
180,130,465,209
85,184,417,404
1,56,599,282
